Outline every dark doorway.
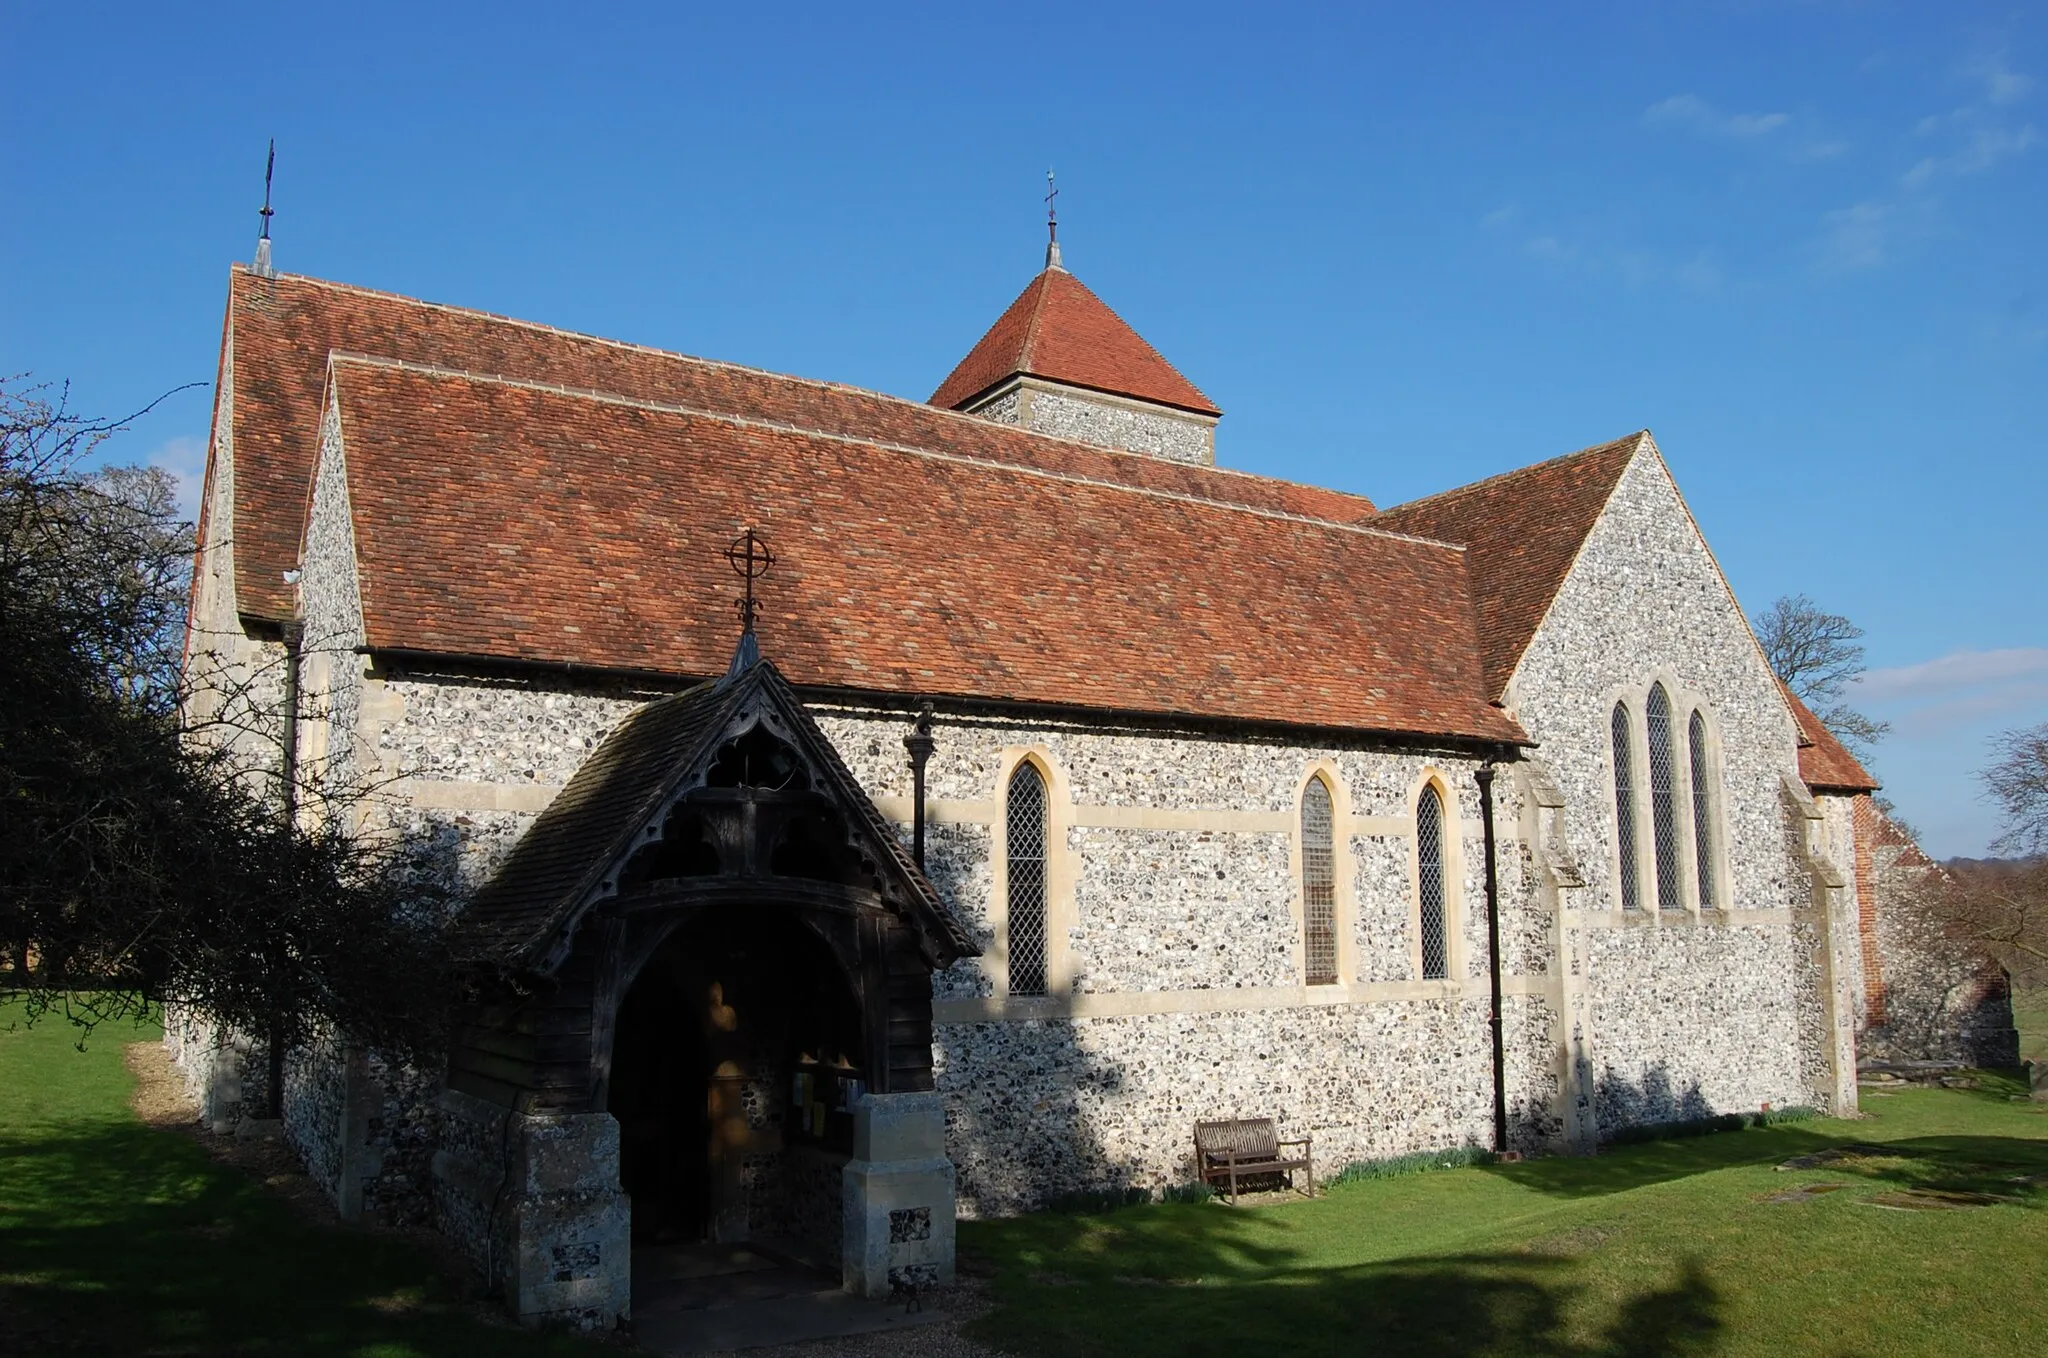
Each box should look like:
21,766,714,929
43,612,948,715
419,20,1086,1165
611,951,712,1244
609,908,867,1260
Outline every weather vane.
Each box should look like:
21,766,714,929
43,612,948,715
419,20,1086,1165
260,139,276,241
1045,168,1058,246
725,527,775,634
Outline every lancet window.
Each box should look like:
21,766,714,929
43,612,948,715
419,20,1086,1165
1646,684,1682,911
1689,709,1719,909
1301,775,1338,986
1611,701,1642,911
1005,761,1049,997
1416,784,1449,981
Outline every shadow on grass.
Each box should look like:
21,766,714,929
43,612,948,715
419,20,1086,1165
964,1205,1721,1358
0,1120,579,1357
1485,1115,2048,1203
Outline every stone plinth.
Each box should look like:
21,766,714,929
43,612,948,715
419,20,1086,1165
842,1093,956,1299
432,1089,630,1330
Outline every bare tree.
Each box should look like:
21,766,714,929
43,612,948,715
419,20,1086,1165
1984,722,2048,858
1910,730,2048,1002
1753,593,1889,756
2,377,464,1090
1940,858,2048,992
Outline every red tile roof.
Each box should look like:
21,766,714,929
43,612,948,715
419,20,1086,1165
929,267,1221,416
218,269,1361,622
1782,683,1881,793
1373,435,1646,699
326,355,1521,743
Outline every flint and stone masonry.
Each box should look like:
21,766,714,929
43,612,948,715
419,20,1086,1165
963,376,1217,464
170,445,1873,1316
169,260,1966,1331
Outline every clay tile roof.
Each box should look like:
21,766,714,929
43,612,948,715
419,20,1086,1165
326,356,1521,743
217,269,1353,623
929,267,1221,416
1781,682,1881,793
1373,434,1646,699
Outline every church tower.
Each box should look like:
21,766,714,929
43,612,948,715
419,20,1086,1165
930,239,1221,465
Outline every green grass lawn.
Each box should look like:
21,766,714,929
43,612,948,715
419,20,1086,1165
0,1007,587,1357
9,1007,2047,1358
961,1078,2048,1358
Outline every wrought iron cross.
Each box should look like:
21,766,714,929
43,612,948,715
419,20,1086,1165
260,139,276,241
725,527,775,633
1045,168,1058,244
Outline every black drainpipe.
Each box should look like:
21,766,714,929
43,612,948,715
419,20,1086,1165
1475,760,1508,1155
903,702,935,869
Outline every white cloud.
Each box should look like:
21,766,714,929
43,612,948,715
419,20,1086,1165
1644,94,1790,139
1676,252,1723,292
1972,54,2035,106
1816,57,2036,270
149,434,207,522
1852,648,2048,739
1903,118,2038,188
1855,647,2048,703
1818,200,1899,270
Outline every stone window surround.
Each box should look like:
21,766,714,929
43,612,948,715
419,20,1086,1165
1408,769,1468,984
952,749,1479,1022
988,747,1081,1002
1603,671,1732,924
1290,763,1356,988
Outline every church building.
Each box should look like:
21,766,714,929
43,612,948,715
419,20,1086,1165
170,225,1972,1329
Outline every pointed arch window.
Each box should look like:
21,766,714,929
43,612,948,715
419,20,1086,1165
1416,784,1449,980
1611,702,1642,911
1689,709,1719,910
1005,762,1049,997
1301,775,1338,985
1646,684,1682,911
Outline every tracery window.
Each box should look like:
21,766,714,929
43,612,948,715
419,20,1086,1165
1689,709,1719,909
1416,784,1449,981
1646,684,1682,911
1611,702,1642,911
1005,761,1049,997
1301,775,1338,985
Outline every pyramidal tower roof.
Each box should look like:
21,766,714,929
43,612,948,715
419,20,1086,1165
930,263,1220,417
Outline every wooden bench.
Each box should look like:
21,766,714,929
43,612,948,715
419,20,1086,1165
1194,1118,1314,1201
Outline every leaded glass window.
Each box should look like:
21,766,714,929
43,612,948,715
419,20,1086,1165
1689,709,1718,910
1646,684,1682,911
1417,785,1449,981
1611,702,1641,911
1302,776,1337,985
1005,762,1048,996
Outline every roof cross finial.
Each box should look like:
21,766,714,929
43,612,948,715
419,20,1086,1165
1044,168,1063,271
253,139,277,278
723,527,775,676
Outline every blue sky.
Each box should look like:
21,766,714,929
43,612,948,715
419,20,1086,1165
4,2,2042,855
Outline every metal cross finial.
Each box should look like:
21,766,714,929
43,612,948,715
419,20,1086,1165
1045,168,1058,245
725,527,776,633
260,139,276,241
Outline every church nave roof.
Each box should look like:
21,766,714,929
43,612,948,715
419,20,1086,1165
319,352,1522,744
